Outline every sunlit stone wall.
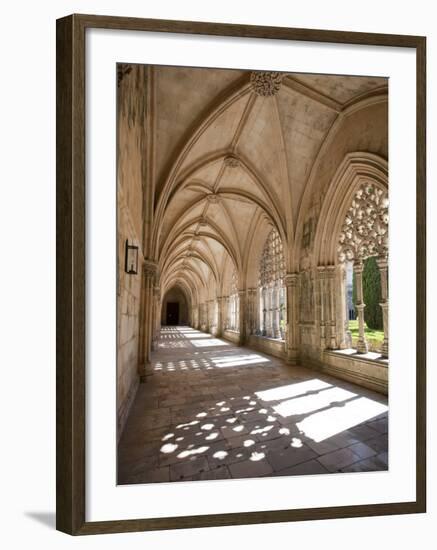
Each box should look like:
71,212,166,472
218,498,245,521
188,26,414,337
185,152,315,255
117,64,148,437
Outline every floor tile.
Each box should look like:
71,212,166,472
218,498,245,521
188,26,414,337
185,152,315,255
118,327,388,484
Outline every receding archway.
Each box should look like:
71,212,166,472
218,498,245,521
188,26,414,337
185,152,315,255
161,286,189,326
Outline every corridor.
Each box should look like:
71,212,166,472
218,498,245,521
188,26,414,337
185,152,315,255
118,327,388,484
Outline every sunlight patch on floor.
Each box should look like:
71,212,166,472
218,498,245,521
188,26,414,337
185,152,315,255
255,379,332,402
297,396,388,442
190,339,230,347
211,354,270,368
273,386,357,417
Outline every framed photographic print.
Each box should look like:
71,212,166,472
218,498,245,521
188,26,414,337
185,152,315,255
56,13,426,535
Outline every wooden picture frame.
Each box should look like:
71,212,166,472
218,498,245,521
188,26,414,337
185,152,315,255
56,13,426,535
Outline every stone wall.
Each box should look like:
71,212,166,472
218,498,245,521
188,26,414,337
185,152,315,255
117,64,148,438
247,335,286,360
117,191,143,437
305,350,388,394
223,330,240,345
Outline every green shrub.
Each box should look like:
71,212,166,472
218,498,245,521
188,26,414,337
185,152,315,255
352,257,383,330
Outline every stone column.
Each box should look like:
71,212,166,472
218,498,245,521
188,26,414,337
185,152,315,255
255,287,261,335
151,286,161,351
206,300,210,333
265,287,273,337
376,256,389,357
247,288,256,336
216,296,223,337
326,266,338,349
213,298,218,335
139,260,158,381
261,287,267,336
316,267,327,350
274,286,281,339
353,260,368,354
284,273,298,364
337,263,350,349
225,296,230,330
270,286,277,337
238,289,246,345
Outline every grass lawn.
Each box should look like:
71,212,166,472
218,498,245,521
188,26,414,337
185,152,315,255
348,319,384,352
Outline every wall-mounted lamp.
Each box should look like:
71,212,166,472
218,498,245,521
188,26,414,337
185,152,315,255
124,240,139,274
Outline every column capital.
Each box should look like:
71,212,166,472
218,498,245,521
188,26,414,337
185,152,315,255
352,260,364,274
284,273,298,287
323,265,336,281
376,255,388,270
143,259,158,277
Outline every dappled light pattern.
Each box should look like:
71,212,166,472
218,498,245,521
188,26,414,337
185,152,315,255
118,327,388,485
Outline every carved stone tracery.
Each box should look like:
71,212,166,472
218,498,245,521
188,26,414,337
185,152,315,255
258,228,286,339
338,182,388,263
337,181,389,356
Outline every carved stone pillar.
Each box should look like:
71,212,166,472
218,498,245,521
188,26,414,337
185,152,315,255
216,296,223,337
224,296,230,330
265,287,273,337
376,256,389,357
353,260,368,354
247,288,256,335
337,263,351,349
151,286,161,350
238,289,246,344
270,286,280,339
255,287,261,335
139,260,158,381
326,266,338,349
284,273,299,364
316,267,327,350
206,300,210,333
261,287,267,336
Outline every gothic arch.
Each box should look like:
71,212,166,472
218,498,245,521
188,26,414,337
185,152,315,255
313,152,388,266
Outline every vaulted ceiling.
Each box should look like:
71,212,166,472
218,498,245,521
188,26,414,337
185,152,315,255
152,66,387,303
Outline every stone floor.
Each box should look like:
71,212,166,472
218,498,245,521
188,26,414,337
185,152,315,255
118,326,388,484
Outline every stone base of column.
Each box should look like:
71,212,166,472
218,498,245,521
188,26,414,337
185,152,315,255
139,355,156,383
356,338,369,354
287,349,299,365
381,339,389,358
139,366,150,384
273,327,281,339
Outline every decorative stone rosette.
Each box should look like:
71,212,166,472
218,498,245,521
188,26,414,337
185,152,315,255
250,71,283,96
224,155,240,168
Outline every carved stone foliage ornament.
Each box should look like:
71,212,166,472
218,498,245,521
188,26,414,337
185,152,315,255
143,260,158,278
338,182,388,263
224,155,240,168
250,71,283,96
